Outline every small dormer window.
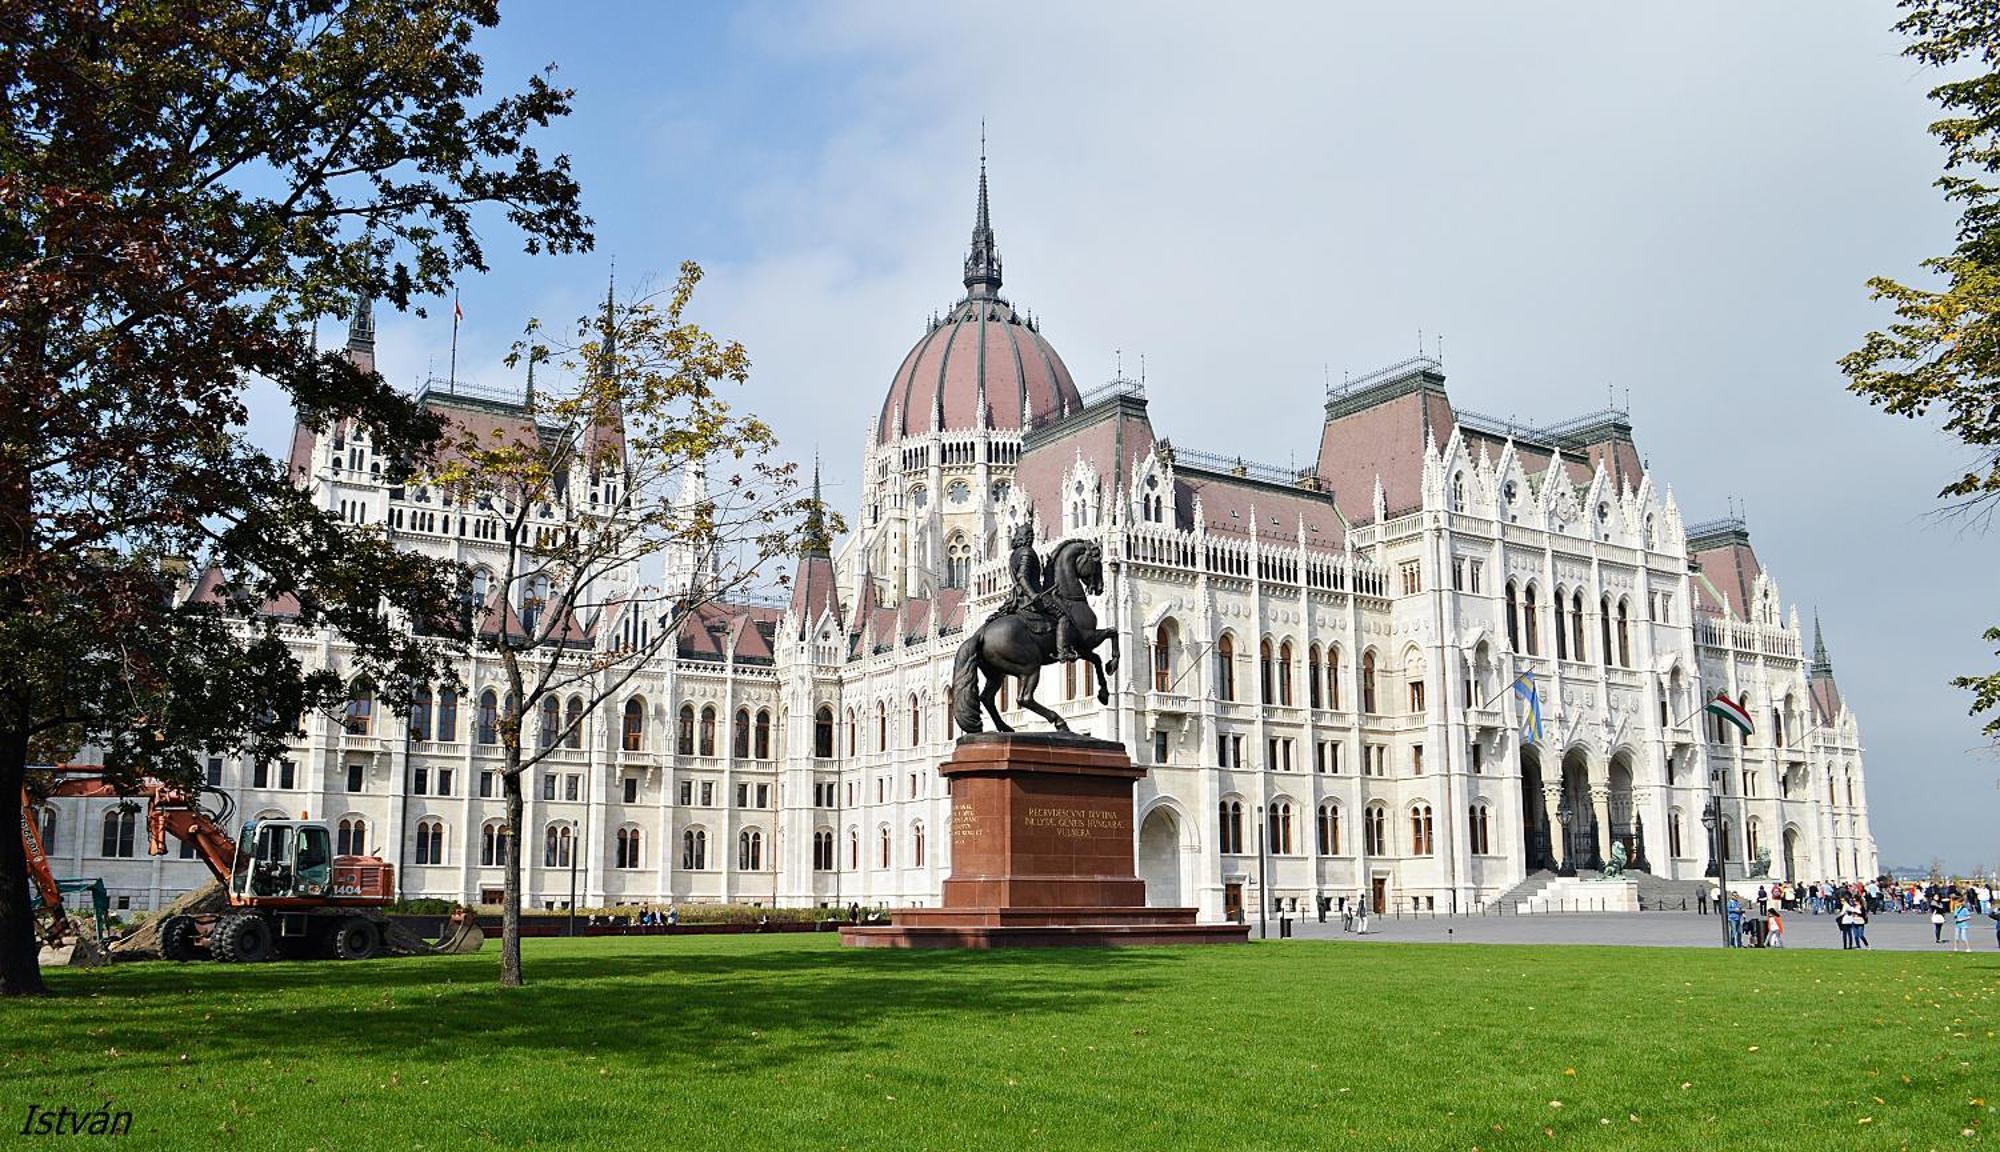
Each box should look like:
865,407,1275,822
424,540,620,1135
1597,502,1610,522
1502,481,1518,504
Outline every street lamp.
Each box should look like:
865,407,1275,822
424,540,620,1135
1556,801,1576,877
1700,800,1728,947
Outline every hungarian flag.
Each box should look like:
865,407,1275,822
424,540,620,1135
453,294,463,322
1705,691,1753,737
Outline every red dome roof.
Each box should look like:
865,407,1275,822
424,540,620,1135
876,157,1081,445
878,297,1079,444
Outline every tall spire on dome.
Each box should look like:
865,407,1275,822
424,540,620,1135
801,455,832,558
963,124,1003,297
1810,611,1834,678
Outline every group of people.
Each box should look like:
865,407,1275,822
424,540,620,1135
1705,877,1999,951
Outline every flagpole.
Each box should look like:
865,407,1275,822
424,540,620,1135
448,285,461,393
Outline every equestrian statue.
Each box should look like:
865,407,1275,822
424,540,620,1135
951,523,1119,734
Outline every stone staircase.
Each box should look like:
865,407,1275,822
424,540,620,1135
1490,869,1711,913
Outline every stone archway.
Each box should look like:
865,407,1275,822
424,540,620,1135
1782,824,1804,881
1138,806,1185,908
1520,746,1551,872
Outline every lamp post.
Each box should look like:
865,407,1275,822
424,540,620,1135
1701,800,1728,947
1256,805,1270,941
1556,800,1576,877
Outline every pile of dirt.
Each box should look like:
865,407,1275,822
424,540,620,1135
107,881,227,959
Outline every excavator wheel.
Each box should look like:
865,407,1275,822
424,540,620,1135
209,913,273,963
332,916,382,961
160,914,200,962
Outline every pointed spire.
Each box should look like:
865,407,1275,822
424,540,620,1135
1811,611,1834,677
802,455,832,558
963,129,1003,297
524,355,536,408
601,265,617,371
346,294,375,354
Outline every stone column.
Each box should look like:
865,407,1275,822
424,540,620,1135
1540,783,1563,873
1588,783,1611,871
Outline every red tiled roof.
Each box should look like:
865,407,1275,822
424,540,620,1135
878,299,1080,444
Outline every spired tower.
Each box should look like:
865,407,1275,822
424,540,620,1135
845,154,1083,607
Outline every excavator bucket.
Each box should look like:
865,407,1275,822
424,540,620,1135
433,918,485,954
65,936,110,968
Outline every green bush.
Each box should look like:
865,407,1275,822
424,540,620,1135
387,898,459,916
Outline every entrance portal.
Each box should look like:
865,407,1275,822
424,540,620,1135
1137,807,1183,907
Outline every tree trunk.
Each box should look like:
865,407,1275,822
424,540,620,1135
0,715,48,997
500,748,524,987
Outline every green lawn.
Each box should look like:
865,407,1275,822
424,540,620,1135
2,935,1993,1150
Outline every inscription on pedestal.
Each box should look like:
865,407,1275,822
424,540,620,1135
1022,806,1127,840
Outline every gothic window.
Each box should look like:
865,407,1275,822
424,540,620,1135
1278,641,1294,706
410,686,433,742
416,819,445,866
1326,645,1341,709
1308,643,1324,708
1267,802,1294,855
1469,804,1490,855
338,816,367,856
476,690,499,745
543,823,573,868
1616,598,1631,668
755,709,772,759
1450,471,1465,509
1600,595,1614,668
481,822,511,866
437,687,458,742
1504,581,1520,651
814,706,834,759
1668,809,1684,858
539,696,560,749
1153,619,1176,693
878,825,892,869
614,826,643,870
344,679,375,737
1410,804,1434,855
945,532,970,589
1523,584,1540,655
1571,591,1587,661
1260,638,1275,703
1554,587,1569,660
1215,633,1237,701
681,827,707,870
876,701,887,753
564,696,584,749
1361,650,1378,714
677,703,695,755
624,697,646,752
912,821,926,868
1317,803,1342,855
1218,800,1244,855
909,694,922,747
699,705,716,757
1364,804,1387,856
734,708,752,758
100,808,137,858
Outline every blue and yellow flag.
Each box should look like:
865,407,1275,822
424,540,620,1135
1513,671,1544,747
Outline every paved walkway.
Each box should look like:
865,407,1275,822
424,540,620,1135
1261,909,2000,952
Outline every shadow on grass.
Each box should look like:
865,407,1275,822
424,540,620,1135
24,937,1192,1083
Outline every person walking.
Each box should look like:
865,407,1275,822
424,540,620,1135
1697,886,1709,916
1953,899,1973,953
1767,907,1785,948
1854,899,1872,949
1838,897,1858,949
1355,897,1371,936
1932,902,1948,944
1726,895,1744,948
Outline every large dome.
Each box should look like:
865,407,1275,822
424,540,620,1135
876,162,1081,445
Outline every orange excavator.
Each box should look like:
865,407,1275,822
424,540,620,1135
32,765,476,963
21,785,110,964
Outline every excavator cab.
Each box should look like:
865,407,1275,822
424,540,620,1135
231,820,333,901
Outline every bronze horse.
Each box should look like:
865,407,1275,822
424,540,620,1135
951,538,1119,734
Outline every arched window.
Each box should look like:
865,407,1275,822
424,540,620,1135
614,826,643,870
1361,651,1378,714
1468,804,1490,855
544,823,573,868
878,825,892,869
1522,584,1539,655
813,829,835,871
1218,800,1244,855
476,690,499,745
944,532,971,589
1308,644,1324,709
1845,769,1855,808
1326,645,1342,709
564,696,584,749
1553,588,1569,660
621,697,648,752
733,708,751,758
539,696,560,749
1616,598,1631,668
1316,803,1342,855
1668,809,1684,858
1260,638,1275,703
1215,633,1236,701
410,685,433,742
814,706,835,759
337,817,367,856
698,706,716,757
1154,620,1176,693
755,709,773,759
876,701,887,753
1745,817,1761,863
681,828,707,870
480,822,511,866
100,808,136,858
344,680,375,736
1364,804,1387,856
912,821,927,868
415,819,445,865
677,704,695,755
471,567,492,608
910,694,922,747
1410,804,1434,856
848,827,860,870
1571,591,1587,661
1504,581,1520,651
1267,802,1294,855
1278,641,1294,706
846,709,858,756
437,686,458,742
738,828,763,870
1600,595,1614,668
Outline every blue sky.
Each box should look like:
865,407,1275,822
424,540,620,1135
249,2,1999,871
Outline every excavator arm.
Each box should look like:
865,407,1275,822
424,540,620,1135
19,786,71,946
41,768,240,888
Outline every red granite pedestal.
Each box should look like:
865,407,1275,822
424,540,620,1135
840,733,1249,949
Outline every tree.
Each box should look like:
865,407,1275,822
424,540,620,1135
0,1,589,995
432,264,819,987
1842,0,2000,736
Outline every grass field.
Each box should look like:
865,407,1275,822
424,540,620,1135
2,935,1993,1150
